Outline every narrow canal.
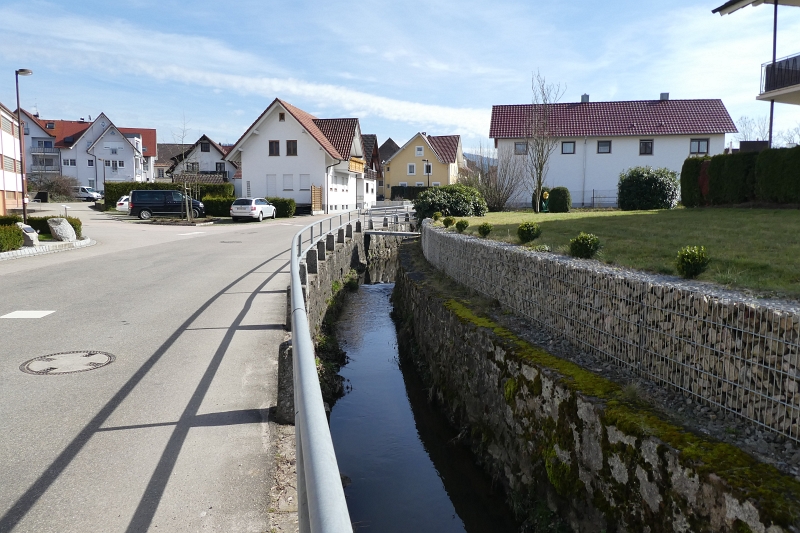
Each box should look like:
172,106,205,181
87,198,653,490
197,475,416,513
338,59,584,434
329,283,520,533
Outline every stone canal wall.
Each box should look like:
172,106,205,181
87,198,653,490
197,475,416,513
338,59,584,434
394,241,800,532
421,221,800,443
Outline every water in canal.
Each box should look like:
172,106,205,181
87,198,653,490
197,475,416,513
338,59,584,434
330,283,520,533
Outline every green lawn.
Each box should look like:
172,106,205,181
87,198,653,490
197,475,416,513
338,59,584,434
451,208,800,298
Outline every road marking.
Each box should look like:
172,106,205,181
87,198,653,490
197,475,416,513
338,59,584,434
177,232,205,236
1,310,56,319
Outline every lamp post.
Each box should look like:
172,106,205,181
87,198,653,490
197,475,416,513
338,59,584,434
15,69,32,223
422,158,431,187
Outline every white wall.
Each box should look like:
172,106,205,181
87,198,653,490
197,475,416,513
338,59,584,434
1,107,22,204
173,142,237,180
499,134,726,207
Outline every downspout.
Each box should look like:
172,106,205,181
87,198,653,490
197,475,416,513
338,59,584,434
582,136,588,207
325,156,342,214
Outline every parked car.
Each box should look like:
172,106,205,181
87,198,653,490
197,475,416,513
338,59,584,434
116,195,130,212
128,190,205,220
71,186,102,202
230,198,276,222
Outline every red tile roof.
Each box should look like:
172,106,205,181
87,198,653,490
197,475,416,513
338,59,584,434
427,135,460,164
313,118,360,160
278,100,343,159
489,99,738,139
119,127,157,158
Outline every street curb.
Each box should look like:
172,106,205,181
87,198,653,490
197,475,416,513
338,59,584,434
0,237,97,262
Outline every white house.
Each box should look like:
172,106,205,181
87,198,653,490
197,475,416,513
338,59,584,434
225,98,375,213
168,134,237,184
20,110,157,190
1,101,22,215
489,95,738,207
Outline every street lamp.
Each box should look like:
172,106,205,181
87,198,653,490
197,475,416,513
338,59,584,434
422,158,431,187
15,69,32,224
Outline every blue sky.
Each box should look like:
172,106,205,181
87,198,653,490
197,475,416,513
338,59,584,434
1,0,799,150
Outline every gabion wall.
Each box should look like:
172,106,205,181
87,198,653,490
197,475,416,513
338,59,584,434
421,221,800,442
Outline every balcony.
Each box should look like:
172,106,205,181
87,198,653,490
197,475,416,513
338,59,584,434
348,157,365,173
29,165,60,172
29,146,60,155
758,51,800,105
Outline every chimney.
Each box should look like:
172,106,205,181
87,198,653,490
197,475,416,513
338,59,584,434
80,117,85,122
581,94,589,103
660,92,670,101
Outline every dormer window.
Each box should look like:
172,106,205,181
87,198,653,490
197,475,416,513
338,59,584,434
279,112,285,122
46,122,55,129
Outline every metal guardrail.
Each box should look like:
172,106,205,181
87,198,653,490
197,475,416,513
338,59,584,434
761,51,800,94
289,205,413,533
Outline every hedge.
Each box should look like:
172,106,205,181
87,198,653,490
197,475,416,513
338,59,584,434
755,146,800,203
413,184,487,221
679,156,709,207
617,166,679,210
0,225,24,252
103,182,234,211
707,152,758,205
0,214,22,226
267,197,296,218
548,187,571,213
390,185,428,201
201,196,236,217
27,216,82,239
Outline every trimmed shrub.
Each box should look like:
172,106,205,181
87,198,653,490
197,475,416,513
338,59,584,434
27,216,82,239
617,166,679,210
442,216,455,228
455,219,469,233
569,232,601,259
413,184,488,221
390,185,428,200
201,196,236,217
679,156,710,207
0,225,24,252
676,246,710,279
0,214,22,226
478,222,493,237
432,212,443,221
103,182,235,211
517,222,542,243
267,197,296,218
755,146,800,203
707,152,758,205
548,187,571,213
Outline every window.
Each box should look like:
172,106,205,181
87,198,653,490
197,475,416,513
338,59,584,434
432,182,441,187
111,161,118,170
415,146,424,157
279,112,285,122
111,148,118,155
88,179,95,188
46,122,55,129
378,180,383,187
118,161,125,168
158,169,164,178
562,142,576,154
216,162,226,173
300,174,310,190
269,140,280,156
62,159,77,166
0,117,11,134
63,159,70,166
597,140,612,154
399,181,408,187
514,142,528,155
88,159,94,167
283,174,293,190
690,138,709,155
423,162,432,175
200,142,210,152
407,163,416,175
639,140,653,155
385,166,389,172
143,160,149,170
416,181,424,187
105,160,111,167
286,140,297,156
187,162,199,171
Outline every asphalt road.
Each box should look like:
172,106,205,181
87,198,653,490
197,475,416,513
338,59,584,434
0,203,314,532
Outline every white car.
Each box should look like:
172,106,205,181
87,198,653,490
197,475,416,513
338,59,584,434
72,186,102,202
115,195,130,212
230,198,276,222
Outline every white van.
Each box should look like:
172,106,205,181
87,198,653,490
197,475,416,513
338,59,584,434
72,186,102,201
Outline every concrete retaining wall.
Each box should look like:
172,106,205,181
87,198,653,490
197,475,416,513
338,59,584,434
421,221,800,442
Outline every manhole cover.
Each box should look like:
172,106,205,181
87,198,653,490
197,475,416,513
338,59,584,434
220,241,242,243
20,351,116,375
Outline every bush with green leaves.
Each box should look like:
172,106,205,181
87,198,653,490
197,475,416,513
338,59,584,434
478,222,493,237
0,225,24,252
548,187,571,213
569,232,601,259
0,214,22,226
517,222,542,243
455,219,469,233
267,197,297,218
432,212,443,221
755,145,800,203
707,152,758,205
201,196,236,217
103,182,235,211
442,216,455,228
413,184,487,221
680,156,710,207
676,246,710,279
617,166,679,210
27,216,82,239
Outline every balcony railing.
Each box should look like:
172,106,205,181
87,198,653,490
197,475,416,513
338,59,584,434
29,165,60,172
761,51,800,94
29,146,60,155
348,157,365,173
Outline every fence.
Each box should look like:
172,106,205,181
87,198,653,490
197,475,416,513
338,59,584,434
421,222,800,442
591,189,617,208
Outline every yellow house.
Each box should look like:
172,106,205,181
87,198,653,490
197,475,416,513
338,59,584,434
383,132,466,197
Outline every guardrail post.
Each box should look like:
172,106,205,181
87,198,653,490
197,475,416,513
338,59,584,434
382,217,388,228
355,220,362,233
306,249,318,274
369,218,374,230
299,261,308,284
326,233,335,251
345,224,353,239
337,228,345,243
316,240,326,261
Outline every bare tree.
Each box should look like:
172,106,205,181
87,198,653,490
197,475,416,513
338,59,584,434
736,115,770,142
778,122,800,147
459,143,525,211
171,116,198,222
525,71,565,213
